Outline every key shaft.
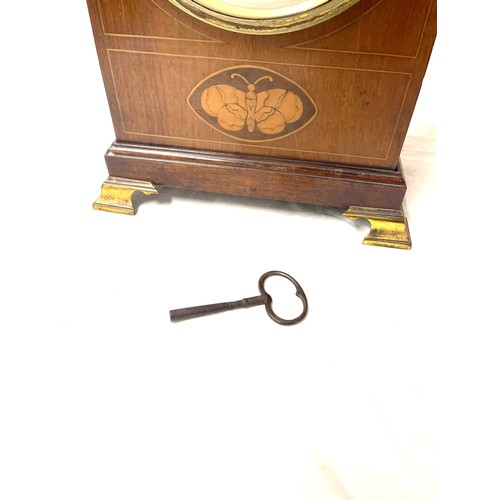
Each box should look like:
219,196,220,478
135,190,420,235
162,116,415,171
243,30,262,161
169,294,267,322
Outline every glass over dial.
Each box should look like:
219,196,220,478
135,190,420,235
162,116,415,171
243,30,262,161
168,0,359,34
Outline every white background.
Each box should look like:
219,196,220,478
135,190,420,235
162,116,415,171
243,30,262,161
1,2,499,499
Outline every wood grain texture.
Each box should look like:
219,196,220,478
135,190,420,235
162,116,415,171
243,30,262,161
105,142,407,209
87,0,436,169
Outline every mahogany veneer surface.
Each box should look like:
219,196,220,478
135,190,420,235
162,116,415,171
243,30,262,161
87,0,436,170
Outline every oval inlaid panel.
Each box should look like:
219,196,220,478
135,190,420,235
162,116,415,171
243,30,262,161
188,66,317,142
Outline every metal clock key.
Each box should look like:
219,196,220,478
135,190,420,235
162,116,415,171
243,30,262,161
169,271,308,326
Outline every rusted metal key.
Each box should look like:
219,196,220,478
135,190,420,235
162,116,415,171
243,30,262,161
169,270,308,326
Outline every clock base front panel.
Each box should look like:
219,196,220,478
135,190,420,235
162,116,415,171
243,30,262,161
93,141,412,248
104,142,407,209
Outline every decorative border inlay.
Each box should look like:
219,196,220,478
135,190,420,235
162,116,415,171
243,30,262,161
107,49,411,162
96,0,221,43
287,0,433,59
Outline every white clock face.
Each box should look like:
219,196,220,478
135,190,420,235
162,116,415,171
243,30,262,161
193,0,330,19
169,0,359,34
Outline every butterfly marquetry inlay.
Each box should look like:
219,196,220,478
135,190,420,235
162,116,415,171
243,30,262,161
188,66,317,142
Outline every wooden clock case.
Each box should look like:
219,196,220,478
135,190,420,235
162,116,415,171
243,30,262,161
87,0,436,249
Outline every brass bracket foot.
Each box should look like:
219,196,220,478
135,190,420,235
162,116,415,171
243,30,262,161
92,176,158,215
342,206,412,249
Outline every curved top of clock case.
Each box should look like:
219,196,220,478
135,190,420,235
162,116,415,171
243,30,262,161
168,0,360,34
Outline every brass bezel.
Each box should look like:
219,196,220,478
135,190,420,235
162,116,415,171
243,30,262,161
168,0,360,34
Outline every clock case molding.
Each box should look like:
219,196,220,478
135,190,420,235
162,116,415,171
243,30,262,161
87,0,436,248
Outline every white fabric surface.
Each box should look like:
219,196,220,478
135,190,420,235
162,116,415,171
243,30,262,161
1,2,499,499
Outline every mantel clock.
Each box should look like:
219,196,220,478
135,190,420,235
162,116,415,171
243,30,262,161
87,0,436,248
